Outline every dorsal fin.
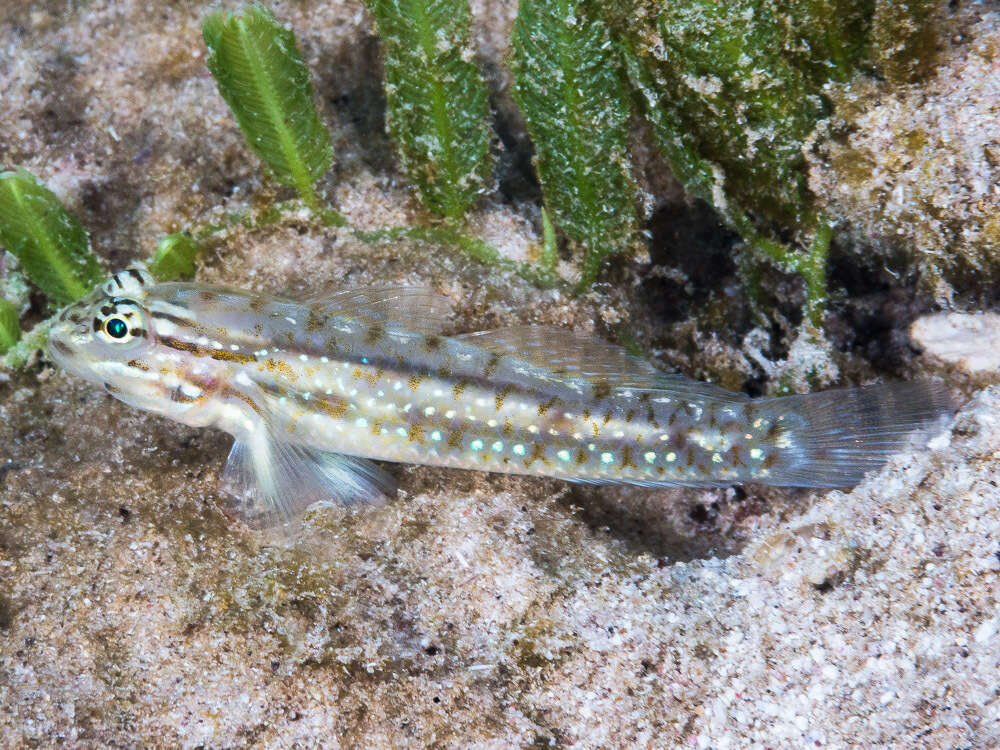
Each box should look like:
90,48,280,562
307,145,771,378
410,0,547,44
455,326,660,380
303,286,452,335
455,326,748,402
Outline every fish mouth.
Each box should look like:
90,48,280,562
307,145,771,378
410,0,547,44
46,324,77,369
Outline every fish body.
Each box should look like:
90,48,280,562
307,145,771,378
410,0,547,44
48,268,952,524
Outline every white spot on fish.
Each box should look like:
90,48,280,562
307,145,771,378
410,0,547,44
180,383,202,398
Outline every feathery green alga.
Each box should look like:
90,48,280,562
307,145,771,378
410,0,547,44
365,0,493,219
148,232,201,281
0,297,19,354
0,169,104,306
203,4,333,209
511,0,638,290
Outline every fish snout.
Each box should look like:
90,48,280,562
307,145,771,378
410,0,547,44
46,313,92,372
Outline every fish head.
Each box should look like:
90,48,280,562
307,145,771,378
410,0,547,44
48,267,159,396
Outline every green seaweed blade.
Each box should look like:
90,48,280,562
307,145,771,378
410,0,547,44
148,232,201,281
203,4,333,208
510,0,638,289
0,169,104,306
365,0,493,219
0,297,19,354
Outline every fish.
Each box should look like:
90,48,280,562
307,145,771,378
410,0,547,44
47,266,953,526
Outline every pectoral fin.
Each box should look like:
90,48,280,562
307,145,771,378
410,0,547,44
220,429,394,529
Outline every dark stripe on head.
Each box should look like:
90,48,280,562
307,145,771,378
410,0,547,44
151,310,199,329
128,268,146,284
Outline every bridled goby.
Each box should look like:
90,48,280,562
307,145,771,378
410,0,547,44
47,267,953,526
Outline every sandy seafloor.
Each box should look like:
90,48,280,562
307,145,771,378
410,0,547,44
1,1,999,747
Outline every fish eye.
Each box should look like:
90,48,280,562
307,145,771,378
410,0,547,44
104,316,131,341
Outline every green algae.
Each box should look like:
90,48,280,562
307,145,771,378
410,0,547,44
0,169,104,307
0,297,19,354
203,4,333,210
596,0,949,327
510,0,639,290
3,0,955,372
364,0,493,220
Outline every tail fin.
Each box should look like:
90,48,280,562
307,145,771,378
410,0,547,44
758,381,955,487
